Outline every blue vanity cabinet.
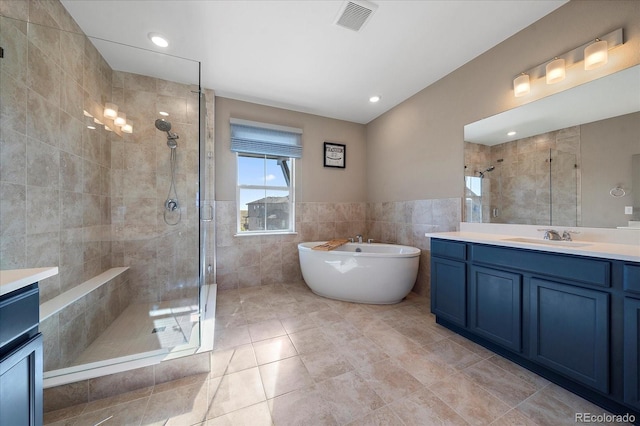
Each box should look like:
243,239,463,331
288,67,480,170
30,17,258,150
0,283,43,426
530,278,609,393
469,266,522,352
430,238,640,419
624,297,640,410
431,240,467,327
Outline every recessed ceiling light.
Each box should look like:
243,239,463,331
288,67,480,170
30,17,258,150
369,95,381,103
507,131,517,136
159,111,169,116
148,33,169,48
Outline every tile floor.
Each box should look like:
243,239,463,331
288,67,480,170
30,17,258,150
45,281,627,425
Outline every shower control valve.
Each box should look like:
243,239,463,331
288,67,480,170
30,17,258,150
165,199,179,211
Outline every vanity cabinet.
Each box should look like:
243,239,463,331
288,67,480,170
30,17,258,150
469,266,522,352
624,297,640,410
530,278,609,393
0,283,43,426
431,240,467,327
430,238,639,419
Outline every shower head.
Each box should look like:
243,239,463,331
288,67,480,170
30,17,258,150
155,118,172,132
155,118,179,148
477,165,495,178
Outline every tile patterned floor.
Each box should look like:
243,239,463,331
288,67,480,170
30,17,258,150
45,281,628,425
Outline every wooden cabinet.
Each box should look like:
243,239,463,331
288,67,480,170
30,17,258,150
469,266,522,352
0,334,43,426
624,297,640,410
431,239,467,327
430,238,639,418
530,278,609,393
0,283,42,426
431,257,466,327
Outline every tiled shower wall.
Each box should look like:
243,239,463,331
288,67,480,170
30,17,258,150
108,71,206,304
465,126,580,226
215,198,461,297
0,3,114,303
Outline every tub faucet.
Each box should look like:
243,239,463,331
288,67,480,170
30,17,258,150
355,234,363,244
562,230,580,241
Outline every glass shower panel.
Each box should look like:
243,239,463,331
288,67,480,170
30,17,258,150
551,149,579,226
0,16,206,379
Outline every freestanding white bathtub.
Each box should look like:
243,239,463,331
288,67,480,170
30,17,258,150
298,241,420,304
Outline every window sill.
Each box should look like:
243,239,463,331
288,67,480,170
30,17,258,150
234,232,298,237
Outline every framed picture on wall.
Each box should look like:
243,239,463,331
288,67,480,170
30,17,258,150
324,142,346,168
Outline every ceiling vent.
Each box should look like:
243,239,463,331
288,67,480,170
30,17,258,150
335,0,378,32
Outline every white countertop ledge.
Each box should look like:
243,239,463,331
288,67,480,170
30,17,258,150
0,267,59,297
426,231,640,262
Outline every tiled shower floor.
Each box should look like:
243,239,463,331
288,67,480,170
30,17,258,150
72,299,200,366
45,281,627,425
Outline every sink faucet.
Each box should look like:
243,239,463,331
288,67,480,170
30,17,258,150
355,234,363,244
562,230,580,241
540,229,562,240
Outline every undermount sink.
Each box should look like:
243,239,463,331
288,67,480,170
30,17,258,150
503,237,593,248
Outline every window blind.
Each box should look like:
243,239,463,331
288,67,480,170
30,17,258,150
230,118,302,158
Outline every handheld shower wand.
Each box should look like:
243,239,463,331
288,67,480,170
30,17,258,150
155,119,179,148
155,119,181,225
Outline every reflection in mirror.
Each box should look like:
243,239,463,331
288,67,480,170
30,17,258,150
464,65,640,229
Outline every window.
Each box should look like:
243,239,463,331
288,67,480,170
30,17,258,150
231,119,301,234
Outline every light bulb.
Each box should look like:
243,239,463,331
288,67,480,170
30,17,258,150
584,39,608,70
513,74,530,97
546,58,565,84
114,112,127,127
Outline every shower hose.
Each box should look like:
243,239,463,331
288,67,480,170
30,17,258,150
164,146,181,226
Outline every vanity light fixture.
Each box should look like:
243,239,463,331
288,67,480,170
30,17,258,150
369,95,381,103
114,112,127,127
159,111,169,116
513,74,530,97
546,58,565,84
121,120,134,134
584,39,608,70
512,28,622,97
104,103,118,119
148,32,169,48
507,131,517,136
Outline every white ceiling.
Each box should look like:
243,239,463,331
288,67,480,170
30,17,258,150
61,0,566,124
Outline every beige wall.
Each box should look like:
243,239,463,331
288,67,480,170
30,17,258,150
366,0,640,203
581,111,640,227
215,97,367,202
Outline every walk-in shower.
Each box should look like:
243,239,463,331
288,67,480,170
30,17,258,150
156,119,181,225
0,12,217,390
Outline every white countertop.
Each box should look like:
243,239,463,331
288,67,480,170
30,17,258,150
427,231,640,262
0,267,59,297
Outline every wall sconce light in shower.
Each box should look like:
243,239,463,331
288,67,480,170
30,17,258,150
512,28,623,97
114,112,126,127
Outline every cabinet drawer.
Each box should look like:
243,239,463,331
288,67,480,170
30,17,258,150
624,264,640,294
472,245,610,288
0,285,39,349
431,239,466,260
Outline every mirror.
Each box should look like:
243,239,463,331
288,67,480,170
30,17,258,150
464,65,640,229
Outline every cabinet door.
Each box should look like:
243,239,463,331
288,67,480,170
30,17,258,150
530,279,609,393
624,297,640,410
431,257,466,327
0,334,43,426
470,266,522,352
